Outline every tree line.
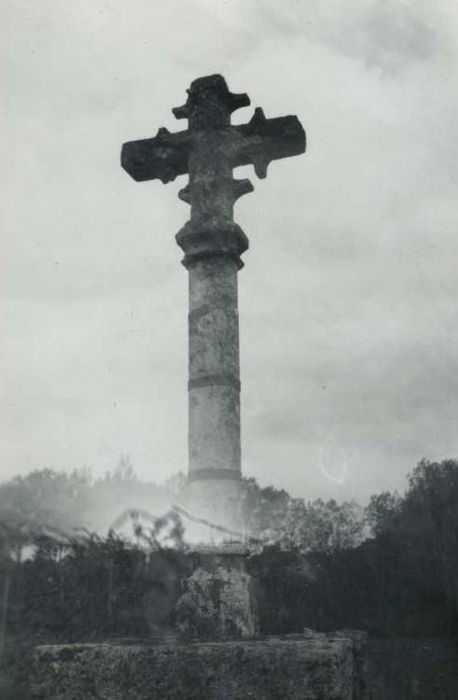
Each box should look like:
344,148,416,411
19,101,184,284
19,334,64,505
0,458,457,698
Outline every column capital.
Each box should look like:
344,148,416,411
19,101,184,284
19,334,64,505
176,220,249,270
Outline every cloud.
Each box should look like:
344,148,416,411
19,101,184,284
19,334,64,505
1,1,457,505
353,1,438,71
246,0,441,74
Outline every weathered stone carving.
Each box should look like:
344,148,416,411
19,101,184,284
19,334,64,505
122,74,305,533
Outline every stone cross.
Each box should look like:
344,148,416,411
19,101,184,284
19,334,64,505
121,75,305,535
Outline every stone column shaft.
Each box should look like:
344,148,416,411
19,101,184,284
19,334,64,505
187,256,241,481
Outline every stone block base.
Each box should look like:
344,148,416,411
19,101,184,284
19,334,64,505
33,633,369,700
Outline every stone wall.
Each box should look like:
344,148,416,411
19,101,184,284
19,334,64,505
32,633,369,700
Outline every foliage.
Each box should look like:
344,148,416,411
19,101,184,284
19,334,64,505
1,458,458,698
241,477,366,553
365,491,402,536
278,497,367,553
0,468,91,541
240,478,290,536
0,460,183,542
247,459,458,638
247,547,314,634
0,533,191,700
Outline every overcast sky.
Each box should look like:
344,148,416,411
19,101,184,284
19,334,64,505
1,0,457,502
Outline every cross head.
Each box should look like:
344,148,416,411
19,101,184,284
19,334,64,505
121,74,306,268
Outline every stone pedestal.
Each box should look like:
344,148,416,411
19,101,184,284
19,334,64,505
176,545,258,641
33,633,369,700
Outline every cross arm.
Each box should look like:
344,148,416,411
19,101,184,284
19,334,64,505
121,127,192,184
230,108,306,178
